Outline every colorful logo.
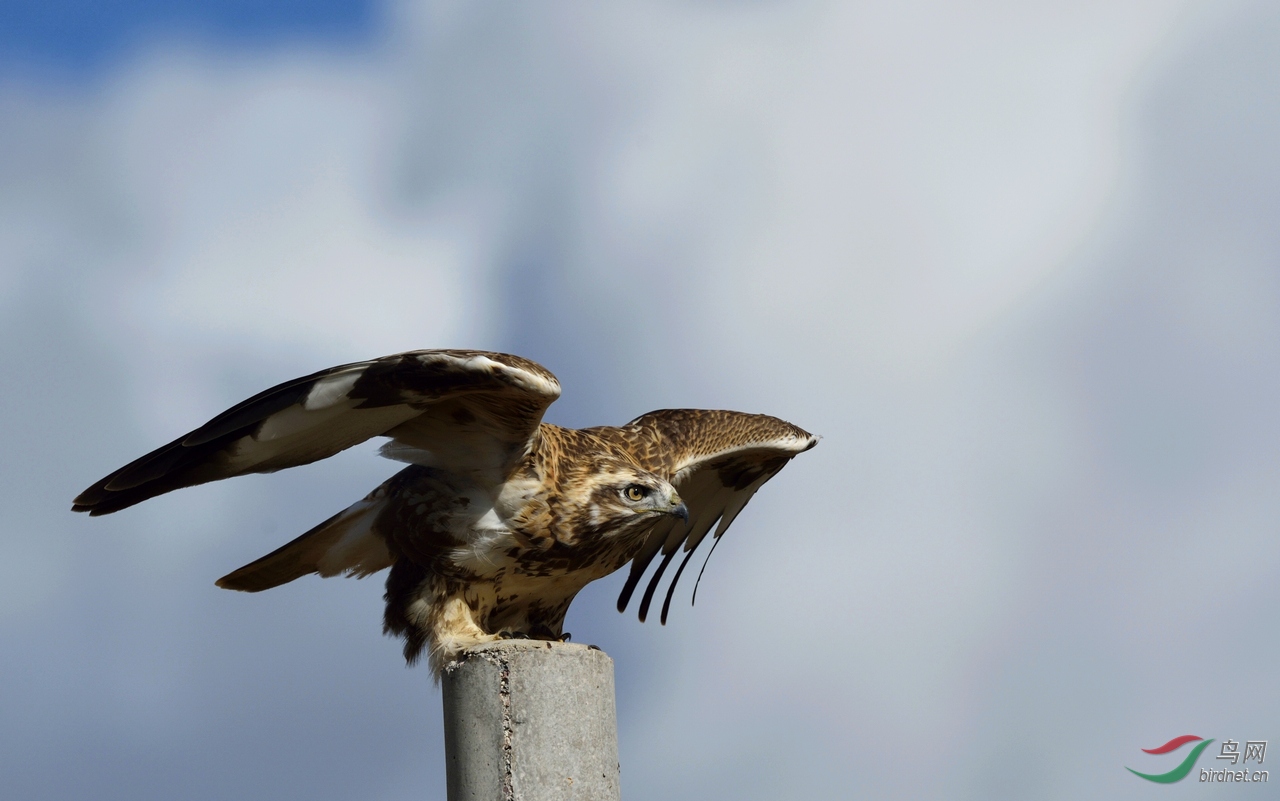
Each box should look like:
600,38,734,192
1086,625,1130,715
1127,735,1214,783
1128,735,1269,784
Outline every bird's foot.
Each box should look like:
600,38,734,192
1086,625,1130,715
526,624,571,642
497,627,572,643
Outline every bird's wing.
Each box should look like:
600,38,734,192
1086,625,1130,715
609,409,817,623
72,350,560,516
215,464,445,593
214,476,398,592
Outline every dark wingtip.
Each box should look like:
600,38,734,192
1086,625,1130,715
72,486,119,515
617,568,642,613
69,489,151,517
659,546,701,625
617,544,660,613
71,485,106,514
637,548,679,623
214,575,264,593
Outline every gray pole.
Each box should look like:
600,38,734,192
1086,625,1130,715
441,640,622,801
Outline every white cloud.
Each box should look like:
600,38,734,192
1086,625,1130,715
4,1,1278,799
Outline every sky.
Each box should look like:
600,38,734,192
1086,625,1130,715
2,1,1278,799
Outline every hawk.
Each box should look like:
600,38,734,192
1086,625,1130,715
74,350,816,674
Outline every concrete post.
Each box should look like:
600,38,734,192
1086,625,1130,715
441,640,621,801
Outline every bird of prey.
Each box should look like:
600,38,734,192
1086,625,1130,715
74,350,816,674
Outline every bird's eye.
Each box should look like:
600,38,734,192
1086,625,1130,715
624,485,648,502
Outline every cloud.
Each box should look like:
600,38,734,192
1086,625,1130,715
3,1,1277,800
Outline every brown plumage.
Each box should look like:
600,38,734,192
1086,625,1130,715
73,350,817,674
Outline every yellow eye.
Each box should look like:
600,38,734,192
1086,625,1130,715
624,485,647,502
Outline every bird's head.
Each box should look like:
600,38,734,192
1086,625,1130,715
577,464,688,536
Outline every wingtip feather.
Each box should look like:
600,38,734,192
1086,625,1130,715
637,548,679,623
214,574,263,592
659,546,701,625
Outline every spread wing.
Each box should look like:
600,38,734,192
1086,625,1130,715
610,409,817,624
72,350,560,516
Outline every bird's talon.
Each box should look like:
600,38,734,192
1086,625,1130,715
527,624,564,641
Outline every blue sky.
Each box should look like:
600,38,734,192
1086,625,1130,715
0,0,376,72
3,2,1278,800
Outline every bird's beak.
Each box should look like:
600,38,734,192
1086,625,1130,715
669,493,689,523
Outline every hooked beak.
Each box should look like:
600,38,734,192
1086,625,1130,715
668,492,689,523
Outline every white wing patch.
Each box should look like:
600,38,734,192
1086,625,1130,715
303,367,364,410
226,404,422,469
434,352,560,398
255,400,352,442
377,442,436,465
313,498,394,578
215,493,395,591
